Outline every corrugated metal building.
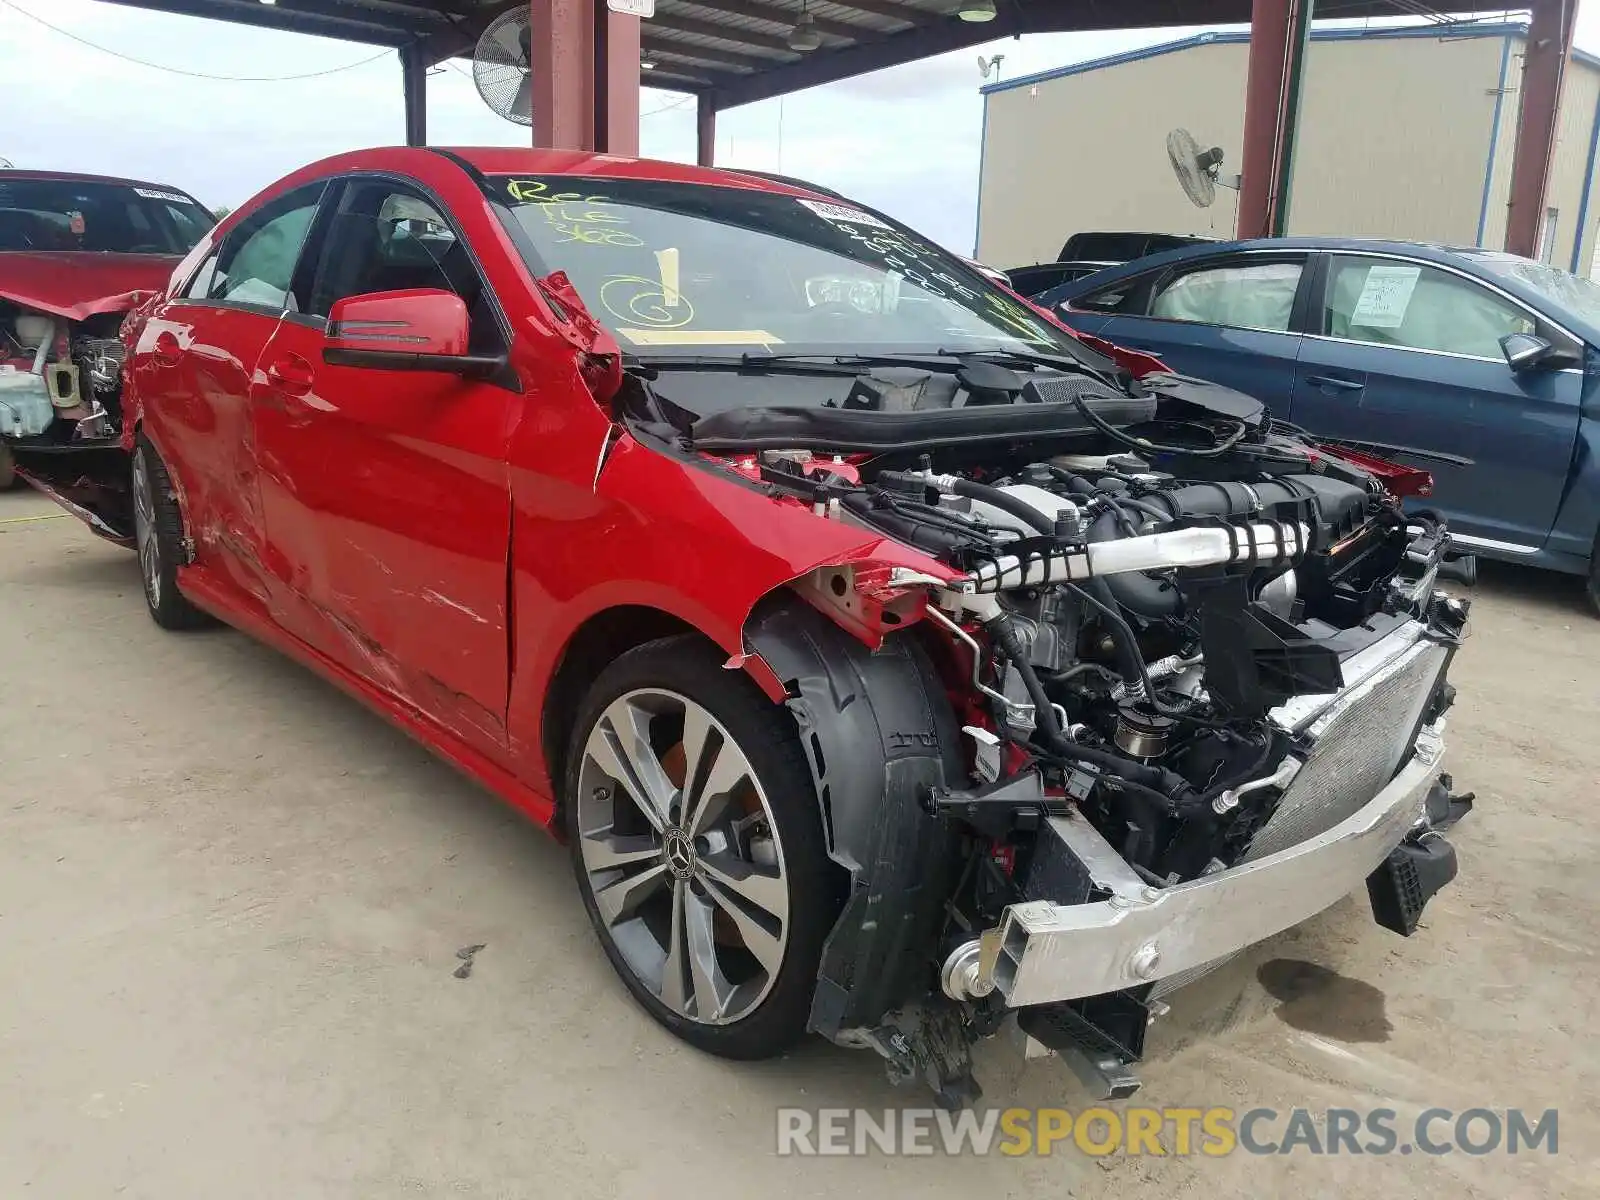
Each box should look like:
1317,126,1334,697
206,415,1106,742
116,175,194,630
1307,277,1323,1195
976,23,1600,277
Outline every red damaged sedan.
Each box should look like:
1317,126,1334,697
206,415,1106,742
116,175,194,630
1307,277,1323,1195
10,148,1473,1104
0,169,213,488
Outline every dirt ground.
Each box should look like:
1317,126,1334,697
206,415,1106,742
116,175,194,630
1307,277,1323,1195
2,485,1597,1199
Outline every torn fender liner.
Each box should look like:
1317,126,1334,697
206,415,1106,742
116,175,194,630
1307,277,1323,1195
744,595,963,1038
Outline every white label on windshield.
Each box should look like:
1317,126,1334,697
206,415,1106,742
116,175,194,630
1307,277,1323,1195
798,199,891,229
1351,264,1421,328
134,187,191,203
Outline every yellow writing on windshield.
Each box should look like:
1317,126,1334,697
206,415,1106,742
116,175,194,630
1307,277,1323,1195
505,178,644,246
601,274,694,329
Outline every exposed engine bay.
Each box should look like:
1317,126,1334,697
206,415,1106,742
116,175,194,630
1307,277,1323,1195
623,352,1471,1104
0,297,138,536
0,300,128,442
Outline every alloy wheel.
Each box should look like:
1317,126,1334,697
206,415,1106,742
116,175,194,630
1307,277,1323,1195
131,447,161,609
576,688,790,1025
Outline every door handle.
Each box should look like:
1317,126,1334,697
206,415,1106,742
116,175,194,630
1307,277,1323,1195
1306,374,1365,393
265,354,315,398
153,331,183,366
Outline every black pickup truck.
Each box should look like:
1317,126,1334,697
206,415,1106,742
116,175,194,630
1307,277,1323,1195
1005,231,1216,298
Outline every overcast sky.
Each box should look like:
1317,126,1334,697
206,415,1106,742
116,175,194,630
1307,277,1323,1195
2,2,1597,255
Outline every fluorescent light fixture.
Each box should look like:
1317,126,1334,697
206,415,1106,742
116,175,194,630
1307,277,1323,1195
957,0,997,21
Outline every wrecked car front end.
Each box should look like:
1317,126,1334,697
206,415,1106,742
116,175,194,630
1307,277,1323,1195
511,167,1475,1107
0,283,148,541
0,172,211,517
622,362,1470,1106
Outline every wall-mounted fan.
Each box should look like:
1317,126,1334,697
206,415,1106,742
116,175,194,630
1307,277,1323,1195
1166,128,1236,209
474,7,534,126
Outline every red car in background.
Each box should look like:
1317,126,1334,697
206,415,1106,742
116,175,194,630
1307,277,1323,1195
10,147,1471,1105
0,169,213,488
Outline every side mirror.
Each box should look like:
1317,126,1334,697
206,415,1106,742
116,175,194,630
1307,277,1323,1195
1500,331,1554,372
323,288,501,378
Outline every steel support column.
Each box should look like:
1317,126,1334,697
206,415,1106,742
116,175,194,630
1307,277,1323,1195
530,0,639,153
1236,0,1309,239
1505,0,1578,257
532,0,592,149
696,94,716,166
1271,0,1312,234
401,43,427,147
599,6,641,155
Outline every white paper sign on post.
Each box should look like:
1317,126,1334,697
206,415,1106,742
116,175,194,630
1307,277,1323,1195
1350,264,1421,329
607,0,655,15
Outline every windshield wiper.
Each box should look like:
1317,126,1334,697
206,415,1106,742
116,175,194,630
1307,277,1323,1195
624,352,968,377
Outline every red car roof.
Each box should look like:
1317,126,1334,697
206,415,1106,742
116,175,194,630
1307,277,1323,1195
269,146,833,202
443,147,825,196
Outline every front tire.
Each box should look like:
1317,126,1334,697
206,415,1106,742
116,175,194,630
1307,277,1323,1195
132,436,208,630
565,636,839,1060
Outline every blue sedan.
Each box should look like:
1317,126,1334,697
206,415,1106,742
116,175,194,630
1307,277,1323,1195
1044,238,1600,608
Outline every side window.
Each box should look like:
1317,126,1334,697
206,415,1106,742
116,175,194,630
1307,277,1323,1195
1322,257,1535,359
208,183,326,313
307,182,499,353
1149,261,1303,332
183,254,220,300
161,201,215,250
1070,277,1140,314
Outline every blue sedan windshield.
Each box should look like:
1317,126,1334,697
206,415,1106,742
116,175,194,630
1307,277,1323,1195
1468,253,1600,328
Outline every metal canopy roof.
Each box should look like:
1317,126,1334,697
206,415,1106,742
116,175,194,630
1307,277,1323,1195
97,1,1501,111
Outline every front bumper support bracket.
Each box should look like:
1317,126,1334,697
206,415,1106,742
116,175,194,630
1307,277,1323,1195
986,720,1454,1008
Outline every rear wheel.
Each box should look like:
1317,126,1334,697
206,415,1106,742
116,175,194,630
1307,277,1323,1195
565,636,838,1059
132,436,209,630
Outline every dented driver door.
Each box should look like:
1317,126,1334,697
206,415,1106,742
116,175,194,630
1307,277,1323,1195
248,178,518,757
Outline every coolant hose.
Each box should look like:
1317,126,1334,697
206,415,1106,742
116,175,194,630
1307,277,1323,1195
1084,576,1143,684
1065,582,1223,729
874,470,1064,537
945,477,1059,535
985,613,1188,805
1196,730,1285,805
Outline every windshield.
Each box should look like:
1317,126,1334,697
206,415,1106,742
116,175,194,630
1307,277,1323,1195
493,175,1072,357
0,177,213,255
1468,253,1600,327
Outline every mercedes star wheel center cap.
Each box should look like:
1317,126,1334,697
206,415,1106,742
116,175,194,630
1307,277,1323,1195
663,828,696,879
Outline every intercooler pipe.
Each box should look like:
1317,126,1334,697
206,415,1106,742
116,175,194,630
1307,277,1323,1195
958,521,1309,594
1087,509,1181,617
